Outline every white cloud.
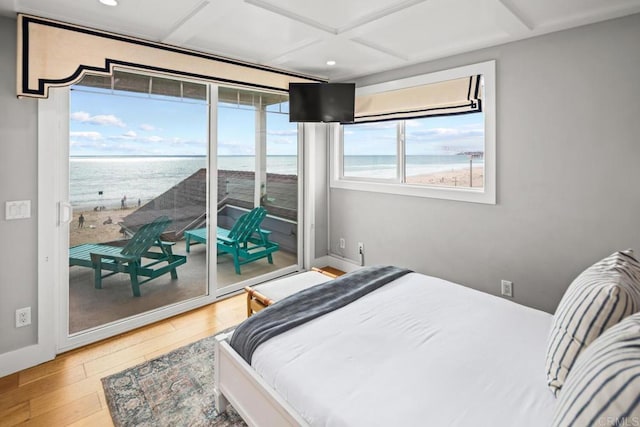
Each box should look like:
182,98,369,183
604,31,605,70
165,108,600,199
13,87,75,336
145,136,164,143
139,123,156,131
407,127,483,140
70,131,102,140
270,137,295,145
109,134,164,143
70,111,126,127
70,111,90,122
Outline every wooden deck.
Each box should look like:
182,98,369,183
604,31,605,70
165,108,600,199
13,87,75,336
0,294,247,426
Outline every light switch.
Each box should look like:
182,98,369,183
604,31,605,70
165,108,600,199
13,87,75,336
5,200,31,220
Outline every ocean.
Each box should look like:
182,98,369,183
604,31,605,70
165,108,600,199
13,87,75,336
344,155,483,179
70,156,295,209
69,155,483,209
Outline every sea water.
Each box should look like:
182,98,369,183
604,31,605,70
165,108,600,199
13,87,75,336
344,155,484,179
69,155,483,209
69,156,296,209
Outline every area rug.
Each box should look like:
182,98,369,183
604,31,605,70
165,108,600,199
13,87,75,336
101,332,248,427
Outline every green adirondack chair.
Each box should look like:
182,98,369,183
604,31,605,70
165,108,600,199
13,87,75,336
69,216,187,297
216,206,279,275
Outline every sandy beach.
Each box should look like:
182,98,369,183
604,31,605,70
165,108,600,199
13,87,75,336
70,206,138,247
407,166,484,188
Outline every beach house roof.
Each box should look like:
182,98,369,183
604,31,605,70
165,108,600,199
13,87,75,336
122,168,297,240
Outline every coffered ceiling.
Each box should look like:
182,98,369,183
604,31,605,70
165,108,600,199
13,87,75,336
1,0,639,81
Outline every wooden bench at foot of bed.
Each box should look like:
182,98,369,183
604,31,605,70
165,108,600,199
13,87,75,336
244,267,345,317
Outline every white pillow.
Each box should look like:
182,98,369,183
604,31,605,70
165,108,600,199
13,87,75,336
552,312,640,426
545,250,640,396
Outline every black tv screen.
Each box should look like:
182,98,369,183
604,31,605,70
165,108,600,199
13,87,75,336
289,83,355,123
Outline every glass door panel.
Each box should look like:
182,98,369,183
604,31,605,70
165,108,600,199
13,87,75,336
264,104,299,262
216,86,300,291
67,71,209,335
217,96,257,284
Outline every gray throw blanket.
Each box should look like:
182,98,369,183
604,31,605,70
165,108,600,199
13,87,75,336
230,265,412,363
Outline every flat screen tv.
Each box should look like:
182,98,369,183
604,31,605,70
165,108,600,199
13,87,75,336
289,83,355,123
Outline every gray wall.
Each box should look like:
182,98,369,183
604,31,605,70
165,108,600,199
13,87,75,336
0,16,39,353
331,13,640,314
1,12,638,359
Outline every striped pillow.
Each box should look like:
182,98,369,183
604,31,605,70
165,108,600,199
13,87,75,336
545,250,640,396
552,312,640,426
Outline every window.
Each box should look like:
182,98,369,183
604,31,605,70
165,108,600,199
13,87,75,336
342,112,484,188
331,61,495,204
343,121,398,180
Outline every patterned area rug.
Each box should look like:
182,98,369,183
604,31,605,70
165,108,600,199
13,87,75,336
101,332,248,427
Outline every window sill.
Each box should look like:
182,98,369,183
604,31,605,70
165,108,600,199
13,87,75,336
330,178,495,204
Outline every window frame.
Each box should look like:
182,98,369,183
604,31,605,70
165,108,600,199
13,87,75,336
330,60,496,204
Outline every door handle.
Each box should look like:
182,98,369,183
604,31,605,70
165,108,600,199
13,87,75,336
59,202,73,225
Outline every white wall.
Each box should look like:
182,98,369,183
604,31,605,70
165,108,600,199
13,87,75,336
331,13,640,313
0,15,39,353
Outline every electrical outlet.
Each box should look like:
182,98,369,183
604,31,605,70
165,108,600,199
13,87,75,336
358,242,364,254
16,307,31,328
339,238,346,249
501,280,513,298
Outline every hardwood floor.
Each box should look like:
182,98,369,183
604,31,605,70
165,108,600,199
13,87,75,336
0,294,247,427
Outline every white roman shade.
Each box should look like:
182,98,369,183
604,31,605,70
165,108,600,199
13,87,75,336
354,75,482,123
16,14,321,99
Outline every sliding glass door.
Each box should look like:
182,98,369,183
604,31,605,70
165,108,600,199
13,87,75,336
55,70,301,348
66,71,210,336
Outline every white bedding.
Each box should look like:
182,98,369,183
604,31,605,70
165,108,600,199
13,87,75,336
250,272,556,426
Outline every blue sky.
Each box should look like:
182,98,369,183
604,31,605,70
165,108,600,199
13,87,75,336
343,113,484,156
69,87,297,157
70,87,483,157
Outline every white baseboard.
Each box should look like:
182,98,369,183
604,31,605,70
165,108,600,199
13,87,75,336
312,255,362,273
0,342,55,378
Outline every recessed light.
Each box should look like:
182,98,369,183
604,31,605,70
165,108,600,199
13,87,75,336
326,60,336,66
99,0,118,6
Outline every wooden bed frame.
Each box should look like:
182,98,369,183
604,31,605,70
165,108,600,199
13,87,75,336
214,331,307,426
214,267,345,425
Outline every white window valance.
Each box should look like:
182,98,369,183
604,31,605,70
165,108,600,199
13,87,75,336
354,74,482,123
16,14,321,99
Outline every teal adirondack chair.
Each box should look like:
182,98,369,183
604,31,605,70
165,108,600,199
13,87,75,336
216,207,279,274
69,216,187,297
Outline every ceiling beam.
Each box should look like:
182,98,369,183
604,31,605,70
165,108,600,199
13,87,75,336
494,0,534,34
244,0,337,34
336,0,427,33
264,38,325,65
350,37,409,61
245,0,428,36
162,0,211,45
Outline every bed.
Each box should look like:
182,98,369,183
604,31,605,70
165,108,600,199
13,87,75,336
214,268,558,426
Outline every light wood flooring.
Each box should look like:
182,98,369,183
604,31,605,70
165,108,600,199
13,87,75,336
0,294,247,427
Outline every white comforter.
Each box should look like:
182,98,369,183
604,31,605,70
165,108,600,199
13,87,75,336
251,272,556,426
